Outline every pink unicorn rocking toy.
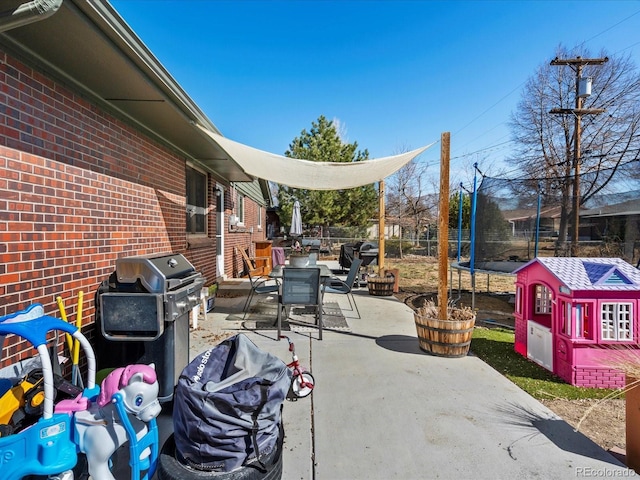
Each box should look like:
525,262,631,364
58,364,162,480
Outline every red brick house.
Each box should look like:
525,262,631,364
0,0,269,367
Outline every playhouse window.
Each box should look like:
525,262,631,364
600,303,632,341
515,286,522,314
575,303,591,339
534,285,552,314
561,301,571,336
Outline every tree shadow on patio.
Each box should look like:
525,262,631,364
493,401,624,466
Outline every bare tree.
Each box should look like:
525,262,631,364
387,157,436,257
509,45,640,253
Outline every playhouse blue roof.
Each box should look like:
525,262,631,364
514,257,640,291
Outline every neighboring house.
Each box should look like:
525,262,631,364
581,195,640,261
0,0,268,367
367,218,403,240
503,206,561,238
512,257,640,388
504,195,640,248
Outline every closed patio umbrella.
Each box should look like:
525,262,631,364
290,200,302,237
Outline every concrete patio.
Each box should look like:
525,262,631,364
174,260,629,479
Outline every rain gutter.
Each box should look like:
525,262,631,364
0,0,63,32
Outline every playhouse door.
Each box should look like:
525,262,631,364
527,320,552,371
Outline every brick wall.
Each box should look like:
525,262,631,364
0,48,264,368
223,188,267,278
0,145,184,366
574,366,625,389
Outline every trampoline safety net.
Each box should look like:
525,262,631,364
474,176,542,264
473,162,640,268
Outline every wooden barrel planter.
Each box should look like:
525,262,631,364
414,301,476,358
367,274,395,296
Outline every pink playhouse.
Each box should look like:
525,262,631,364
513,257,640,389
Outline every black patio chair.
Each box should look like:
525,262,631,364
277,267,323,340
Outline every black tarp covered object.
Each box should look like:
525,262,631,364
339,242,378,270
173,334,292,472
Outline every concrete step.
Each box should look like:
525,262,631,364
217,278,252,297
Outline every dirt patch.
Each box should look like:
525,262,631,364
540,398,625,452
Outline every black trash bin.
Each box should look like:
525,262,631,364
95,253,204,402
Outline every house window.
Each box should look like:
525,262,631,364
186,164,207,235
534,285,552,314
257,206,262,229
600,303,632,341
237,194,245,225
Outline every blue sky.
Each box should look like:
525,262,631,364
110,0,639,182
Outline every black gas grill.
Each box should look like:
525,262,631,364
96,253,204,402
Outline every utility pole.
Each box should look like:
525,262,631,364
550,56,607,257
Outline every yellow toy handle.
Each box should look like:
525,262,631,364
73,291,83,366
56,296,74,355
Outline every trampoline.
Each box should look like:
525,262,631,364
451,168,540,309
450,261,523,310
452,162,640,308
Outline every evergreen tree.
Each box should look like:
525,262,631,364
448,192,471,230
277,116,378,233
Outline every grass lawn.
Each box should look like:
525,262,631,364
472,327,618,400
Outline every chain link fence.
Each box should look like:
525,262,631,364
314,227,639,266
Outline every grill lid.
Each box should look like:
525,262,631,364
115,254,197,293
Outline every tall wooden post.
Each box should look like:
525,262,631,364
378,180,385,274
438,132,450,320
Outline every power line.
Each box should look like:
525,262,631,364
448,9,640,167
579,9,640,47
496,156,640,183
450,140,513,161
451,83,525,139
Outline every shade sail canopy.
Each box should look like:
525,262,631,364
196,124,435,190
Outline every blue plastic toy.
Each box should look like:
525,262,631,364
0,303,159,479
0,304,93,479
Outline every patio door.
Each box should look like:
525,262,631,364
216,186,225,278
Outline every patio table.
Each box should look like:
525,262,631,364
269,263,332,279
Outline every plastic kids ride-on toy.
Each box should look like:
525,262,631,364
0,304,161,480
58,364,161,480
0,303,98,479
